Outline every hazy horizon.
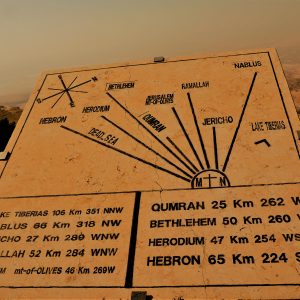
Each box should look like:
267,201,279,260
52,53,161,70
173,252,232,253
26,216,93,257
1,0,300,107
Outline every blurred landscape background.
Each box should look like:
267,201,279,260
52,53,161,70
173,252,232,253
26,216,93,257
0,0,300,151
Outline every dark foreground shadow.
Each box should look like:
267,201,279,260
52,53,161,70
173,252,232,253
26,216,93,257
0,118,16,152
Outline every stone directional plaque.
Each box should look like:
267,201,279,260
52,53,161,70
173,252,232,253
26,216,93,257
0,49,299,298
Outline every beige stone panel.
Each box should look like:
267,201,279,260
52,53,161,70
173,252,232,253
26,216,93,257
133,185,299,290
0,193,134,287
0,49,299,197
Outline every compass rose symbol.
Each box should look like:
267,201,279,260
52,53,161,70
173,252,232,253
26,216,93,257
37,75,98,108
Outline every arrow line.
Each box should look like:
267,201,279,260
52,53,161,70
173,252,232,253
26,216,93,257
172,107,205,170
60,125,191,183
213,126,219,169
166,136,199,173
58,75,74,107
106,92,195,175
101,115,194,178
254,139,271,147
222,72,257,172
187,92,210,169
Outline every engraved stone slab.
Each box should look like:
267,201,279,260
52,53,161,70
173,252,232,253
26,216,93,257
0,49,299,298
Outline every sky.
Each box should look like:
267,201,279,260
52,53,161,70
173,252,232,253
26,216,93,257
0,0,300,107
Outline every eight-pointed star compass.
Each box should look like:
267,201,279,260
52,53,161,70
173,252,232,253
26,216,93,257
36,74,98,108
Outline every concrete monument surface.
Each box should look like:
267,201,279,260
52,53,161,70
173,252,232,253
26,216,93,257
0,49,299,298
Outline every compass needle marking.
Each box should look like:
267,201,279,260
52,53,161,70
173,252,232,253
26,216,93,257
51,91,66,109
69,79,92,90
38,75,94,108
40,90,65,102
58,75,75,107
68,76,78,88
69,90,88,93
48,88,65,91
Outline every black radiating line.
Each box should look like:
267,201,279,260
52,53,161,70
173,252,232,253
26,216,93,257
61,125,191,182
166,136,199,173
67,76,78,88
69,79,91,90
102,116,193,178
42,90,65,101
187,92,210,169
125,191,141,288
48,88,64,91
213,127,219,170
69,90,88,93
222,72,257,172
58,75,74,107
106,92,195,175
51,91,66,108
172,107,205,170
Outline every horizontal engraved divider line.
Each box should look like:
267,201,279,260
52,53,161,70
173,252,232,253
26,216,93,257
0,286,124,289
0,283,299,289
0,181,299,200
45,51,270,75
133,283,300,288
60,125,191,182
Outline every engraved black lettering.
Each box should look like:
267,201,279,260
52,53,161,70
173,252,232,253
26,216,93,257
234,61,261,68
39,116,67,125
150,218,216,228
181,81,209,89
91,248,118,256
148,236,205,247
233,199,254,208
232,253,255,264
243,216,262,224
147,255,201,266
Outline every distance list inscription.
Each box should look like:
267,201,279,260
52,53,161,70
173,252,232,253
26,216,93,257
0,194,134,287
133,185,300,287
